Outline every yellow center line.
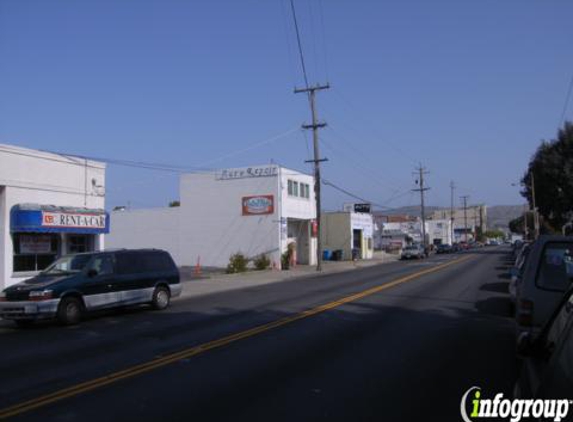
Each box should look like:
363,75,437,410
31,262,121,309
0,254,473,420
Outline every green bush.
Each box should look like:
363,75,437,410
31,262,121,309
226,253,248,274
253,254,270,271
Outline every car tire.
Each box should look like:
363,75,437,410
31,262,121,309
151,286,170,310
57,296,83,325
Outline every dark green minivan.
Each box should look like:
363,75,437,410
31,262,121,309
0,249,181,326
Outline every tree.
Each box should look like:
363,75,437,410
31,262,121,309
168,200,180,207
521,121,573,232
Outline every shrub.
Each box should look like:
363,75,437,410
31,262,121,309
253,254,270,271
226,253,248,274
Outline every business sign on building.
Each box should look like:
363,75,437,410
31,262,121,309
42,211,107,229
218,165,278,181
343,203,371,214
19,235,53,254
242,195,274,216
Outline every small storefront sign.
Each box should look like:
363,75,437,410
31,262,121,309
20,235,53,254
353,203,371,213
218,165,278,181
42,212,107,229
242,195,274,216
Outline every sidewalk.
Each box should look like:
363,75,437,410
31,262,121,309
177,251,399,300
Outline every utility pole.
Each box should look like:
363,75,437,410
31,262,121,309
460,195,470,243
531,172,540,239
450,181,455,245
412,165,430,249
295,83,329,271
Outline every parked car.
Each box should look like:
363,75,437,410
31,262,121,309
401,244,425,260
515,236,573,341
514,281,573,407
509,242,532,305
0,249,181,326
436,244,453,254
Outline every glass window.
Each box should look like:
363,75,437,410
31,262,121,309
536,243,573,291
293,181,299,197
87,255,114,276
288,180,294,196
116,253,143,274
68,235,91,254
12,233,59,272
42,254,93,274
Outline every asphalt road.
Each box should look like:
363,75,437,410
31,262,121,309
0,248,518,422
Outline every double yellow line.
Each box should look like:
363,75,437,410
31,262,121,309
0,255,472,420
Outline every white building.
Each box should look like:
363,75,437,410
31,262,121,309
321,208,375,260
426,219,452,246
0,144,107,289
107,165,317,269
376,219,452,250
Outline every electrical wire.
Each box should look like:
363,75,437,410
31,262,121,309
558,70,573,129
289,0,310,89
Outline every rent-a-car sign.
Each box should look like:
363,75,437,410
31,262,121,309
42,211,107,229
242,195,274,216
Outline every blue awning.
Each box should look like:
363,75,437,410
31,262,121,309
10,204,110,234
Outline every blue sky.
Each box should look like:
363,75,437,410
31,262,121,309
1,0,572,211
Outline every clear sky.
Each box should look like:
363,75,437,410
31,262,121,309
1,0,572,211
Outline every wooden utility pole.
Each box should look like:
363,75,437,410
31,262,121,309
412,165,430,249
460,195,470,243
450,181,455,245
531,172,540,238
295,83,329,271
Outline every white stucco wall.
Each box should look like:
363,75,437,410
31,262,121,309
0,144,106,289
108,165,317,269
106,207,181,260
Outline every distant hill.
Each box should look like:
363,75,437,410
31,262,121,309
374,205,525,230
487,205,526,229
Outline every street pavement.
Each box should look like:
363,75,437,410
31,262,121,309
0,247,518,422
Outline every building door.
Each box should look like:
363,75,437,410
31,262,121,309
353,229,362,259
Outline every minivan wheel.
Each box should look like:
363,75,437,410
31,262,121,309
57,297,83,325
151,286,170,310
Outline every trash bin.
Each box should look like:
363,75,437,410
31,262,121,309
323,249,332,261
332,249,344,261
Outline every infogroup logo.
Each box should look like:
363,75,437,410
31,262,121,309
460,386,572,422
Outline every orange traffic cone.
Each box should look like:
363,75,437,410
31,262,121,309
194,256,202,276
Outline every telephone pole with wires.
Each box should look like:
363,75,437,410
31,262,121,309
295,83,329,271
412,165,430,249
450,181,455,244
460,195,470,243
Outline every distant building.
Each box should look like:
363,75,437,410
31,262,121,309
107,164,317,269
322,208,374,261
431,205,487,242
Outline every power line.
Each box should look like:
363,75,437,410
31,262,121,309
289,0,310,89
322,178,407,211
558,70,573,129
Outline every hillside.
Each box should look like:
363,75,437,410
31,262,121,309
374,205,525,229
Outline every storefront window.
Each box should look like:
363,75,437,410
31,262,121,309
68,235,91,254
12,233,60,272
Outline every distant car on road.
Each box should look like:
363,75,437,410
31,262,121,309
0,249,181,327
401,244,425,260
436,244,452,254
